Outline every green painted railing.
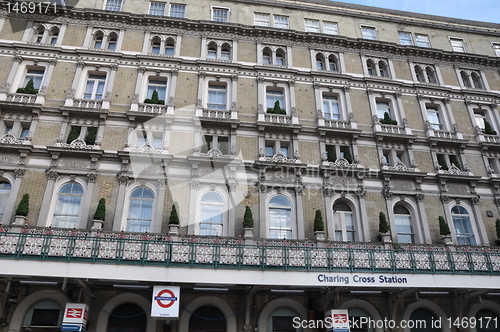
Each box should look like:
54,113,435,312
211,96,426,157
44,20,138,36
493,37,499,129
1,229,500,274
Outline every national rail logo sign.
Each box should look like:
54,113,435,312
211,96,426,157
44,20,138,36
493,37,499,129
151,286,180,317
63,303,89,325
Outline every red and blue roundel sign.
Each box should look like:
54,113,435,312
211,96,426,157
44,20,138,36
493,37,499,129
154,289,178,308
151,286,180,317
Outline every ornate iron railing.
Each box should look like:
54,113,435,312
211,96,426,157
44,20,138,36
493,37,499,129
1,230,499,274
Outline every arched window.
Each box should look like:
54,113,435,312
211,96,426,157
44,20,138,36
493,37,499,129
263,48,272,64
207,42,217,59
316,54,325,70
0,182,12,222
53,182,83,228
107,33,118,50
414,66,424,82
461,71,472,88
34,26,44,43
165,38,175,55
200,192,224,236
322,95,340,120
127,188,154,232
333,201,354,241
146,78,167,103
150,37,161,54
366,60,375,76
329,55,338,71
426,67,437,83
94,31,104,48
221,43,231,60
269,195,292,239
189,306,226,332
49,27,59,44
472,72,484,89
23,300,64,330
394,205,414,243
409,308,440,332
108,304,146,332
476,309,500,332
276,49,285,66
451,205,476,245
378,61,388,77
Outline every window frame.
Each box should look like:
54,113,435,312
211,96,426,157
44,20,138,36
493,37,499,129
304,19,320,33
450,205,477,246
492,43,500,57
398,31,413,46
149,2,166,16
267,193,296,239
361,25,377,40
195,188,229,236
198,191,226,236
126,187,155,233
169,3,185,18
415,34,431,47
46,178,88,229
211,7,229,23
393,204,415,244
254,13,270,27
450,37,466,52
273,15,289,29
104,0,123,11
83,72,107,100
0,181,12,222
323,21,338,35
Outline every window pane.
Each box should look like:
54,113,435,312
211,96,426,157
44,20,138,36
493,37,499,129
254,13,270,27
376,101,391,119
212,8,228,22
305,19,320,32
127,188,154,232
105,0,122,11
53,183,83,228
494,44,500,57
274,15,289,29
266,90,284,109
451,38,465,52
362,27,377,40
323,95,340,120
170,4,185,18
149,2,165,16
207,85,227,110
0,182,12,220
398,32,413,45
427,108,442,130
323,21,338,35
270,195,291,207
416,34,430,47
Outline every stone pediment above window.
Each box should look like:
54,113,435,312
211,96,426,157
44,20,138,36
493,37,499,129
124,142,169,154
193,147,235,159
54,137,101,150
0,132,32,145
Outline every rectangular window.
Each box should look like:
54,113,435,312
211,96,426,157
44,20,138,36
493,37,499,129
426,107,442,130
274,15,289,29
84,74,106,100
104,0,122,11
207,84,227,110
416,34,430,47
170,4,185,18
146,79,167,102
398,31,413,45
218,136,229,154
266,90,285,112
322,95,340,120
149,2,165,16
376,101,391,120
212,8,228,22
304,19,320,33
493,43,500,57
152,133,163,149
323,21,338,35
22,69,45,90
254,13,270,27
361,26,377,40
450,38,466,52
19,126,30,139
265,143,274,157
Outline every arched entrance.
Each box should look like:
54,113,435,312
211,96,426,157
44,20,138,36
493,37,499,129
107,303,147,332
188,306,226,331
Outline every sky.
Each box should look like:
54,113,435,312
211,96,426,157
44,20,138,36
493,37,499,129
335,0,500,24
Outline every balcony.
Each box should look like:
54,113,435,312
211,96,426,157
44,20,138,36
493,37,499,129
373,116,413,138
0,228,499,275
72,98,103,109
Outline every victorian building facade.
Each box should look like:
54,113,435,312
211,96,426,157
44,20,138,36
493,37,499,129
1,0,500,331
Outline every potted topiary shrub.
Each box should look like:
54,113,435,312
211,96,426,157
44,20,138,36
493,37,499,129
14,194,29,226
91,198,106,231
243,206,254,239
313,210,325,241
378,212,391,244
168,204,180,235
144,90,165,105
439,216,452,245
484,120,498,136
266,100,286,114
380,112,398,125
16,79,38,95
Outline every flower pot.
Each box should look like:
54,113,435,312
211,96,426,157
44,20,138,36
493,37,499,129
13,215,27,227
441,235,453,245
379,233,392,249
169,224,179,235
91,219,104,231
243,228,254,239
314,231,325,242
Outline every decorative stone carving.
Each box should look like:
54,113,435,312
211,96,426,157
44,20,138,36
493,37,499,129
54,138,101,150
384,161,417,172
194,148,235,159
47,171,59,181
124,142,168,154
382,188,393,200
15,169,26,178
86,173,98,183
263,152,297,164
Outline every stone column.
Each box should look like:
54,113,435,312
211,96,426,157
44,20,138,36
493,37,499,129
3,170,25,225
81,173,97,229
37,171,59,226
295,186,305,239
113,175,129,231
